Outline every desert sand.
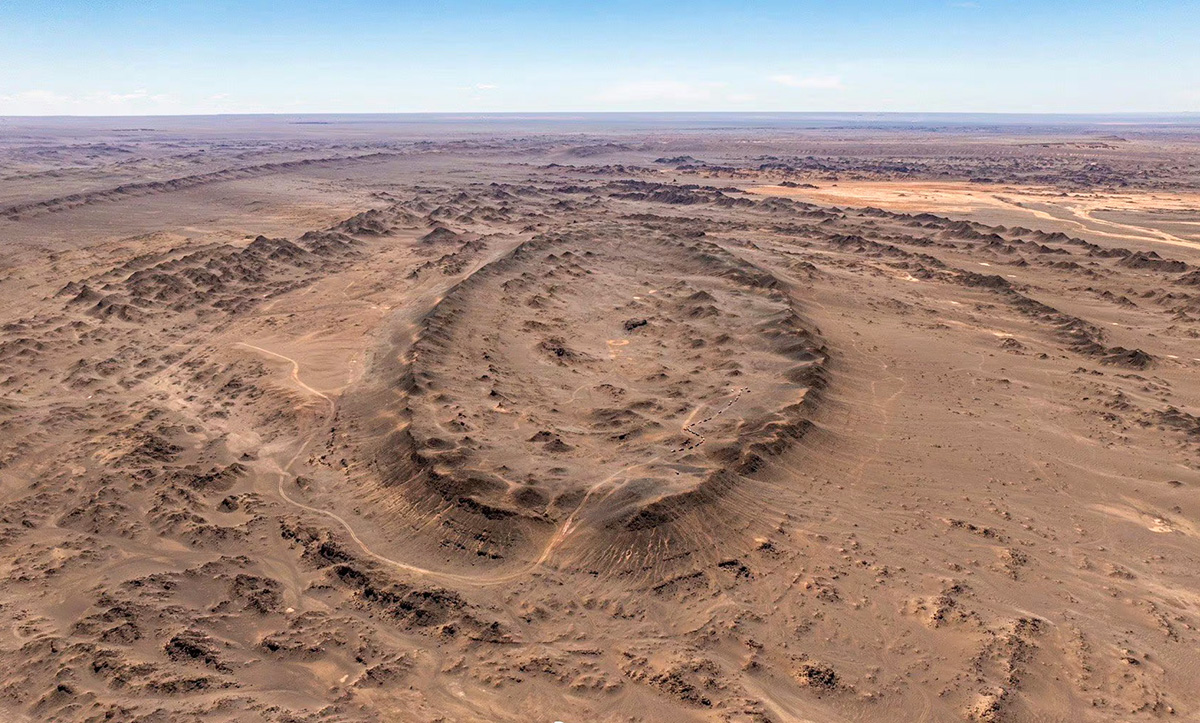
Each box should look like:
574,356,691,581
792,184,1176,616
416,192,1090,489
1,114,1199,722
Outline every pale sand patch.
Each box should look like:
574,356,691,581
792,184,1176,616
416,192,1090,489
748,181,1200,251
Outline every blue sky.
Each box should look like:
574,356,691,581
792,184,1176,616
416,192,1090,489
1,0,1196,114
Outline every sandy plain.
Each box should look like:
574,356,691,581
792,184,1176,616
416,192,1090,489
0,114,1199,722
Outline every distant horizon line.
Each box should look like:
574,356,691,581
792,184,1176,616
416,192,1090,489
3,110,1199,120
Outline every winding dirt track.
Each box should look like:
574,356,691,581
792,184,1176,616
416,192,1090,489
238,342,529,587
254,336,733,588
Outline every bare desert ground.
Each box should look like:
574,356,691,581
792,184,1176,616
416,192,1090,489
1,114,1200,722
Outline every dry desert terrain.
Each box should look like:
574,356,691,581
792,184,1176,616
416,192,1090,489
1,114,1199,722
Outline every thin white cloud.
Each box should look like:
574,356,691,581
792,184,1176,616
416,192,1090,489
0,88,179,114
769,74,844,90
0,89,77,113
0,89,71,103
596,80,725,103
107,89,150,102
96,90,172,106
